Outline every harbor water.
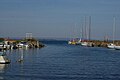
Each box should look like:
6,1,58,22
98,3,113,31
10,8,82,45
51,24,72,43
1,40,120,80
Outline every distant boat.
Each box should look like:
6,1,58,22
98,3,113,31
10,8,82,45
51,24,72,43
0,51,10,64
107,17,116,49
110,17,120,50
68,23,81,45
68,38,81,45
18,41,29,49
81,16,92,47
114,46,120,50
81,41,88,46
107,43,115,49
81,40,93,47
68,39,75,45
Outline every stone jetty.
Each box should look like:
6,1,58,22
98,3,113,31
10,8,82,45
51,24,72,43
25,38,45,48
86,40,120,47
68,39,120,48
0,38,44,50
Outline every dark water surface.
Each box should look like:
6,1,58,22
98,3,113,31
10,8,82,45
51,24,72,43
1,40,120,80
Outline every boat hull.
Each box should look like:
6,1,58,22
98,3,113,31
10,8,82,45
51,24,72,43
114,46,120,50
0,55,10,64
107,43,115,49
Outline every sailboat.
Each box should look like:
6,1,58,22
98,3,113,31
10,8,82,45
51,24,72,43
68,39,76,45
107,17,116,49
81,16,92,47
107,43,116,49
68,23,81,45
68,38,81,45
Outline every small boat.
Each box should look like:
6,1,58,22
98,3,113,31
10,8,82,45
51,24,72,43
107,43,115,49
107,17,116,49
68,38,81,45
68,40,76,45
0,51,10,64
75,39,81,45
18,41,29,48
114,46,120,50
81,42,88,46
81,42,93,47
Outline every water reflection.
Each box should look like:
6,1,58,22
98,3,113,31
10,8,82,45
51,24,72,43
0,64,8,80
18,49,24,63
0,64,6,73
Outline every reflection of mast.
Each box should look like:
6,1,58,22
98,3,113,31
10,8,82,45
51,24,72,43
18,49,23,62
21,50,23,61
0,64,6,75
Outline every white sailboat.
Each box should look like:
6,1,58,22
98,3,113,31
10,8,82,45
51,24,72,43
68,23,81,45
81,16,92,47
107,17,116,49
107,17,120,50
107,43,116,49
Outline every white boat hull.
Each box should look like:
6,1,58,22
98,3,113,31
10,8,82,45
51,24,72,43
107,43,115,49
115,46,120,50
107,45,115,49
81,42,88,46
0,56,10,64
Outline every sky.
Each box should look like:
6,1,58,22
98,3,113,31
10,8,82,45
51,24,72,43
0,0,120,40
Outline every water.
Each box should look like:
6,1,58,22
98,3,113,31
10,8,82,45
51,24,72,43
1,40,120,80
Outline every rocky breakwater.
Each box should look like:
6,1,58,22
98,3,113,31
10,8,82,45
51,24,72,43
0,38,45,50
25,38,45,48
89,40,120,47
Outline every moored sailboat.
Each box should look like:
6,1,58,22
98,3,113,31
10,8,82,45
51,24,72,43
107,43,115,49
107,17,116,49
68,38,81,45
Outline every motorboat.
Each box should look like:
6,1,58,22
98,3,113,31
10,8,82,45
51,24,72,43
107,43,115,49
68,38,81,45
18,42,29,48
0,52,10,64
81,42,88,46
114,45,120,50
68,40,76,45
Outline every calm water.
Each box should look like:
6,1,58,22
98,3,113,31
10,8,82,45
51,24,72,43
1,40,120,80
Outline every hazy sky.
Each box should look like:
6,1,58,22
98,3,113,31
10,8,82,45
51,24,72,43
0,0,120,40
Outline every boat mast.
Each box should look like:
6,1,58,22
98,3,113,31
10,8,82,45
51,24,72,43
73,23,76,39
84,16,87,40
113,17,115,44
81,22,84,40
88,16,91,41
